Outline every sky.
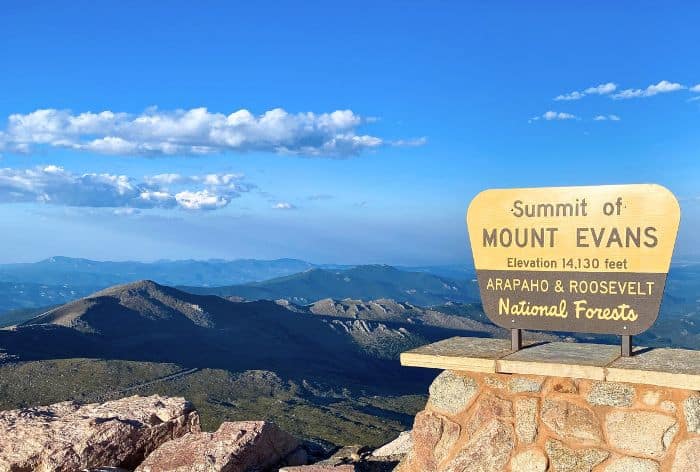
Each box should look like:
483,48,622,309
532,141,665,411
0,1,699,265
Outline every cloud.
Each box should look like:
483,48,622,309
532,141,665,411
554,91,585,101
555,82,617,101
585,82,618,95
612,80,685,99
273,202,296,210
0,166,252,211
0,107,426,158
593,114,621,121
691,84,700,92
530,111,578,122
175,190,229,210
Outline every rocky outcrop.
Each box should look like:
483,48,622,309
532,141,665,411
0,395,199,472
370,431,412,458
135,421,303,472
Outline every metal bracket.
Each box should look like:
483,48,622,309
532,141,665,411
511,329,523,352
621,335,633,357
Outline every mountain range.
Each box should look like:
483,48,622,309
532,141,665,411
0,279,496,444
0,257,475,316
180,264,481,306
1,263,700,445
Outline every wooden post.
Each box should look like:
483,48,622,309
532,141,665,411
511,328,522,352
621,335,632,357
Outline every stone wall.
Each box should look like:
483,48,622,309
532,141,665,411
397,370,700,472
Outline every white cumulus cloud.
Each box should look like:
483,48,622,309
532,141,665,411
555,82,617,101
530,111,578,122
273,202,296,210
0,107,425,158
612,80,685,99
593,114,621,121
0,166,252,211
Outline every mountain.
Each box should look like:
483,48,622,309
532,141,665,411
0,256,316,287
181,265,481,306
0,280,495,445
0,257,316,316
5,280,460,387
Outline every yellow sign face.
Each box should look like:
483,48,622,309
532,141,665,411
466,184,680,335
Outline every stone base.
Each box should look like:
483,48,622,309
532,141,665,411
398,369,700,472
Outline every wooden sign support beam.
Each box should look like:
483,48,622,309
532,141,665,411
621,335,632,357
511,328,522,352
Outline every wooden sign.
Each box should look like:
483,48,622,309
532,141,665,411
466,184,680,336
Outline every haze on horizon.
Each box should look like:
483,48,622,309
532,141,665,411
1,2,699,265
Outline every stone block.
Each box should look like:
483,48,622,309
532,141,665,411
508,376,544,393
605,410,677,458
671,437,700,472
603,457,660,472
515,397,538,444
443,420,514,472
411,411,460,471
607,347,700,390
499,342,621,380
684,395,700,433
400,337,513,373
541,399,603,444
544,439,608,472
510,448,547,472
464,393,513,438
586,381,635,407
427,370,478,415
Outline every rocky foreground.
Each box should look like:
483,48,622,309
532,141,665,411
0,395,410,472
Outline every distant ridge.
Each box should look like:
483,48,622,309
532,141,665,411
0,257,317,287
180,265,481,306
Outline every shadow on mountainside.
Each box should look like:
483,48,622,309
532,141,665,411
0,281,464,394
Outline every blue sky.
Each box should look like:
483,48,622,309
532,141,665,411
0,1,699,264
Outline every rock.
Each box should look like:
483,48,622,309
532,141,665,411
508,376,544,393
586,382,635,407
672,438,700,472
464,394,513,438
545,439,608,472
371,431,412,457
603,457,660,472
135,421,300,472
510,449,547,472
605,411,677,457
317,445,365,465
548,379,578,394
0,395,198,472
443,420,514,472
684,395,700,433
411,411,460,471
514,397,538,444
541,399,603,444
280,467,356,472
428,370,478,415
483,376,506,389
